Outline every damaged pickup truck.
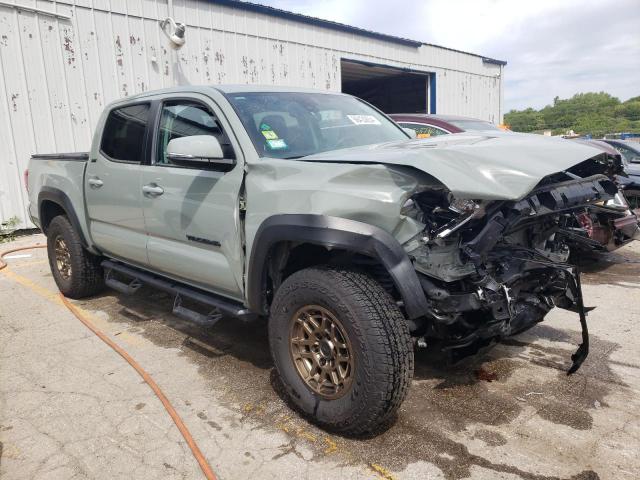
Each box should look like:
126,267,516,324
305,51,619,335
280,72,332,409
27,86,640,435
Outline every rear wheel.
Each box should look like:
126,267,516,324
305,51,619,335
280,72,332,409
46,215,104,298
269,266,413,435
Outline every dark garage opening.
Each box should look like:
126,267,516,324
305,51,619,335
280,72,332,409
341,59,431,114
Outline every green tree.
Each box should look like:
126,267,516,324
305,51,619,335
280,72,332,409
505,92,639,136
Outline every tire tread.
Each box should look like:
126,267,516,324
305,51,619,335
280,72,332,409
270,266,413,435
47,215,104,298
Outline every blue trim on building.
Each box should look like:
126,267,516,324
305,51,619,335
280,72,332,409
429,73,437,114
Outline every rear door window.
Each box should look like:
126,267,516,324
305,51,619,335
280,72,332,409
101,104,150,163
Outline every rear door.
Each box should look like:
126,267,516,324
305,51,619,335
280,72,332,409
140,94,245,300
85,102,151,266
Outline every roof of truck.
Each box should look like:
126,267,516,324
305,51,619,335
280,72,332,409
213,84,342,95
114,85,343,104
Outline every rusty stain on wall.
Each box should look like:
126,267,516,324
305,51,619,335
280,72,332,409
63,36,74,54
115,35,125,70
10,93,19,112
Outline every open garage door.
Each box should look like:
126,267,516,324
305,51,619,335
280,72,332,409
341,59,433,114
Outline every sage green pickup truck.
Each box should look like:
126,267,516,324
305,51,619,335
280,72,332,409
27,85,638,434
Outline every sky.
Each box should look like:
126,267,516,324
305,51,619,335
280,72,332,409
255,0,640,111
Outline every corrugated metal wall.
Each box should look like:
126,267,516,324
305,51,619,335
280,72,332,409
0,0,504,228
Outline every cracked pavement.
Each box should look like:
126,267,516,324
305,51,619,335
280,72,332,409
1,234,639,479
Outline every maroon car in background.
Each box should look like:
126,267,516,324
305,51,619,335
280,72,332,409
389,114,502,137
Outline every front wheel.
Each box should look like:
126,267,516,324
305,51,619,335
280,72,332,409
269,266,414,435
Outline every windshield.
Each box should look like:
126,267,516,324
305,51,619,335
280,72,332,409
225,92,409,159
448,119,500,131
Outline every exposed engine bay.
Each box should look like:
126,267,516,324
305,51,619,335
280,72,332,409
401,154,639,373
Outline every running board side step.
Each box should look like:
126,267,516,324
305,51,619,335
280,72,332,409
105,269,143,295
101,260,257,324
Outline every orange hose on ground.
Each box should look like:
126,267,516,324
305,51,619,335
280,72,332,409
0,244,46,270
1,245,218,480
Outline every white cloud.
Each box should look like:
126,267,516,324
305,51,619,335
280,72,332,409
255,0,640,110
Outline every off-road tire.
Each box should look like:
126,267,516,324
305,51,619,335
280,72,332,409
269,266,414,435
46,215,104,298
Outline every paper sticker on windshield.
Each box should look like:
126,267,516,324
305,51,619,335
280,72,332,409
267,139,288,150
261,130,279,140
347,115,380,126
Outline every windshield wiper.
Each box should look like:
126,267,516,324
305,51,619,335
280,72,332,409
283,155,305,159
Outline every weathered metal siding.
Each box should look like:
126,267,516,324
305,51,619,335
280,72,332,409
0,0,503,228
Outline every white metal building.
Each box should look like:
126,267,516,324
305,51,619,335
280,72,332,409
0,0,506,229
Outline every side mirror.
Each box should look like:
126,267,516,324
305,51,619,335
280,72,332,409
402,127,417,139
166,135,234,168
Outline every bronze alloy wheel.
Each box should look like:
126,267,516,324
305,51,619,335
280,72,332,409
289,305,354,399
54,236,72,280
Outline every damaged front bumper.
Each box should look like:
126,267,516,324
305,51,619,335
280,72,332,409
405,173,620,374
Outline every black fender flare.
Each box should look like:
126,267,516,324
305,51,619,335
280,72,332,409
38,187,89,247
247,214,429,319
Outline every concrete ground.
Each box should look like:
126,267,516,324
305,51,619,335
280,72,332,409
1,233,639,480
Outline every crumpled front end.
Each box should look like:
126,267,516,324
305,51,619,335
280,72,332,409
401,157,624,372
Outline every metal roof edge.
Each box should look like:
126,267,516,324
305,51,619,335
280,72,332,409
209,0,508,65
481,57,508,66
209,0,421,47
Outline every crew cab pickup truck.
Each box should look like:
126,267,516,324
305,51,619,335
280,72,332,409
27,85,639,435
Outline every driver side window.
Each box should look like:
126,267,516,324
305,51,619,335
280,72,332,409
156,101,234,166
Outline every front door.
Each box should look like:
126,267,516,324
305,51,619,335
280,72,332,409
85,102,150,266
141,95,245,300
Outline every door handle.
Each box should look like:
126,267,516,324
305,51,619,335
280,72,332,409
88,177,103,188
142,184,164,196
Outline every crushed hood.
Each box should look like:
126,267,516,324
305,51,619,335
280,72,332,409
300,133,607,200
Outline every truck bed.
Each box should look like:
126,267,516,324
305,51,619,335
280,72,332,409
27,152,91,245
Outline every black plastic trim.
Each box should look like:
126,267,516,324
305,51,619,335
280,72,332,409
102,260,255,320
247,214,430,319
37,187,88,247
31,152,89,161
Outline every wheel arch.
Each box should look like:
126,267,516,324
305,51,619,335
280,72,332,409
246,214,429,319
38,187,89,248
